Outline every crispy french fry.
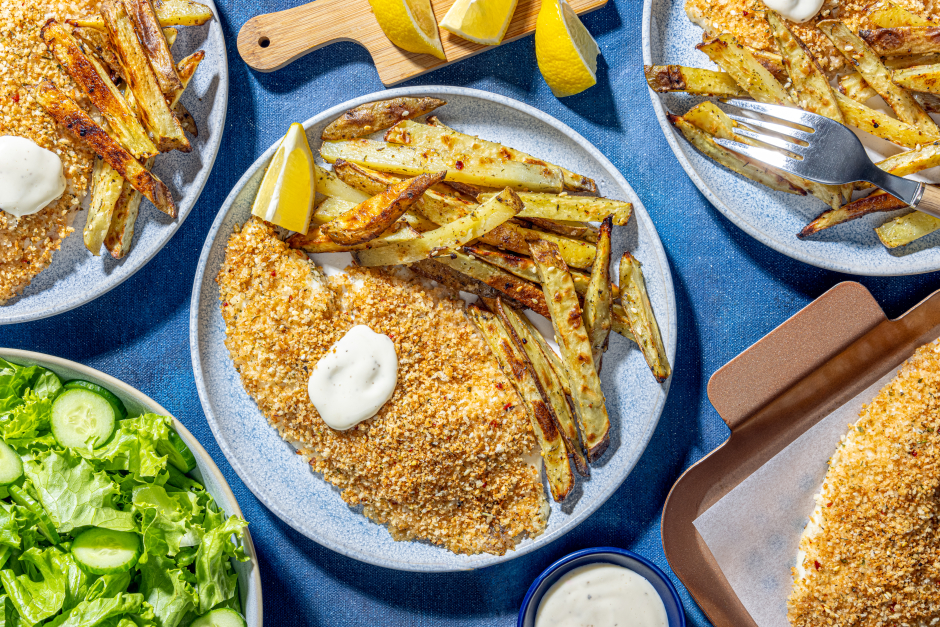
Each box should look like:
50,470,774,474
101,0,189,153
915,91,940,112
619,253,670,383
322,171,444,245
41,20,158,160
869,4,934,28
435,251,550,317
478,191,632,224
523,217,599,241
583,217,613,368
643,64,747,97
884,53,940,69
314,164,370,203
174,102,197,136
441,180,484,198
859,26,940,56
875,207,940,246
530,239,610,461
834,91,940,148
310,196,356,225
838,72,877,103
798,191,906,237
892,63,940,93
421,117,597,194
288,223,420,253
34,80,176,216
71,0,214,29
820,20,938,134
610,304,637,343
467,305,573,501
125,0,182,97
409,259,530,312
495,299,589,477
321,97,446,141
855,142,940,190
486,223,598,270
745,46,789,83
767,12,842,121
321,138,561,192
696,33,794,105
354,188,522,266
71,25,123,82
85,156,125,254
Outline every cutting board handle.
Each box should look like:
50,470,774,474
237,0,369,73
707,282,886,431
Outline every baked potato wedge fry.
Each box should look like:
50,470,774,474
321,97,446,141
643,64,747,97
101,0,189,153
289,223,420,253
310,196,356,225
869,4,933,28
523,217,599,241
421,117,597,194
314,164,370,203
72,25,123,82
85,157,125,255
322,171,445,245
173,102,197,136
41,20,158,160
820,20,938,134
860,26,940,56
834,92,939,148
34,80,176,216
495,299,589,477
838,72,877,103
467,305,573,501
72,0,214,29
619,253,670,383
479,192,632,224
746,46,788,82
104,171,148,259
355,188,522,266
696,33,794,105
582,217,613,367
436,251,550,317
885,53,940,69
498,303,574,397
767,12,842,121
855,141,940,190
892,63,940,93
125,0,183,97
321,138,561,192
798,191,906,237
530,239,610,461
875,208,940,246
610,304,638,343
410,260,530,311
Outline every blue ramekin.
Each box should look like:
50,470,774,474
517,547,687,627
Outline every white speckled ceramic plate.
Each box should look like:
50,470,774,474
189,87,677,572
0,6,228,324
0,349,262,625
643,0,940,275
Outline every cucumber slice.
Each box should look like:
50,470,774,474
72,527,140,575
51,389,116,449
63,380,127,419
8,484,59,544
0,441,23,486
161,430,198,473
189,609,247,627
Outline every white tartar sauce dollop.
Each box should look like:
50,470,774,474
535,563,668,627
760,0,823,23
0,136,67,218
307,325,398,430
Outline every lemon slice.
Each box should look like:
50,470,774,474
368,0,446,59
534,0,600,98
440,0,519,45
251,123,315,234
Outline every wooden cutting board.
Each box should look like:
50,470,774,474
237,0,607,85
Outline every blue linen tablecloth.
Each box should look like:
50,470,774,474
2,0,939,624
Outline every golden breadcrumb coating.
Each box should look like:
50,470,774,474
217,218,549,555
788,338,940,627
0,0,96,303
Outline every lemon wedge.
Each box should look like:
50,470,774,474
368,0,446,59
251,123,315,234
440,0,519,45
534,0,600,98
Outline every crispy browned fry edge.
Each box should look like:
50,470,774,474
838,72,878,103
798,191,907,238
523,217,598,241
323,171,445,245
834,91,940,148
72,25,123,82
174,102,197,136
288,222,417,252
41,19,158,160
321,97,446,141
70,0,214,29
126,0,182,97
869,4,934,27
530,239,610,461
407,259,530,312
619,253,671,383
643,64,748,97
34,80,176,217
859,26,940,56
696,34,793,105
583,217,613,368
610,304,638,344
100,0,190,153
443,180,483,198
746,46,788,83
467,304,573,501
435,250,551,317
494,299,590,477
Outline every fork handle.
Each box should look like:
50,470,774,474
913,184,940,220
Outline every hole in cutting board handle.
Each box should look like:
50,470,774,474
258,36,270,48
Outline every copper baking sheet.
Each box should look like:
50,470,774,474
661,281,940,626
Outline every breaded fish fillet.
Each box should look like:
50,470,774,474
217,218,549,555
788,338,940,626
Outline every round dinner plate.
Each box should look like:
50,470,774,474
190,86,677,572
0,4,228,324
0,349,262,626
642,0,940,275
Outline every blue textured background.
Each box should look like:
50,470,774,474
2,0,940,624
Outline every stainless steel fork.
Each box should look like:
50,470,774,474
710,99,940,219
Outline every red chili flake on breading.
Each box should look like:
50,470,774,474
814,561,821,571
502,403,512,410
223,302,228,306
454,160,464,170
911,450,918,456
827,502,833,507
271,271,276,276
496,382,503,390
11,93,19,103
288,296,293,301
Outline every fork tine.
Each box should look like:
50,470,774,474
731,127,808,155
726,114,815,143
713,137,804,172
724,99,819,129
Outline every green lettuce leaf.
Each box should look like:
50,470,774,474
30,370,61,401
61,552,93,614
133,486,194,558
24,451,135,533
86,572,132,602
0,595,16,627
0,360,39,402
0,547,69,625
139,555,197,627
46,593,149,627
80,416,172,480
194,516,248,614
0,392,51,441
